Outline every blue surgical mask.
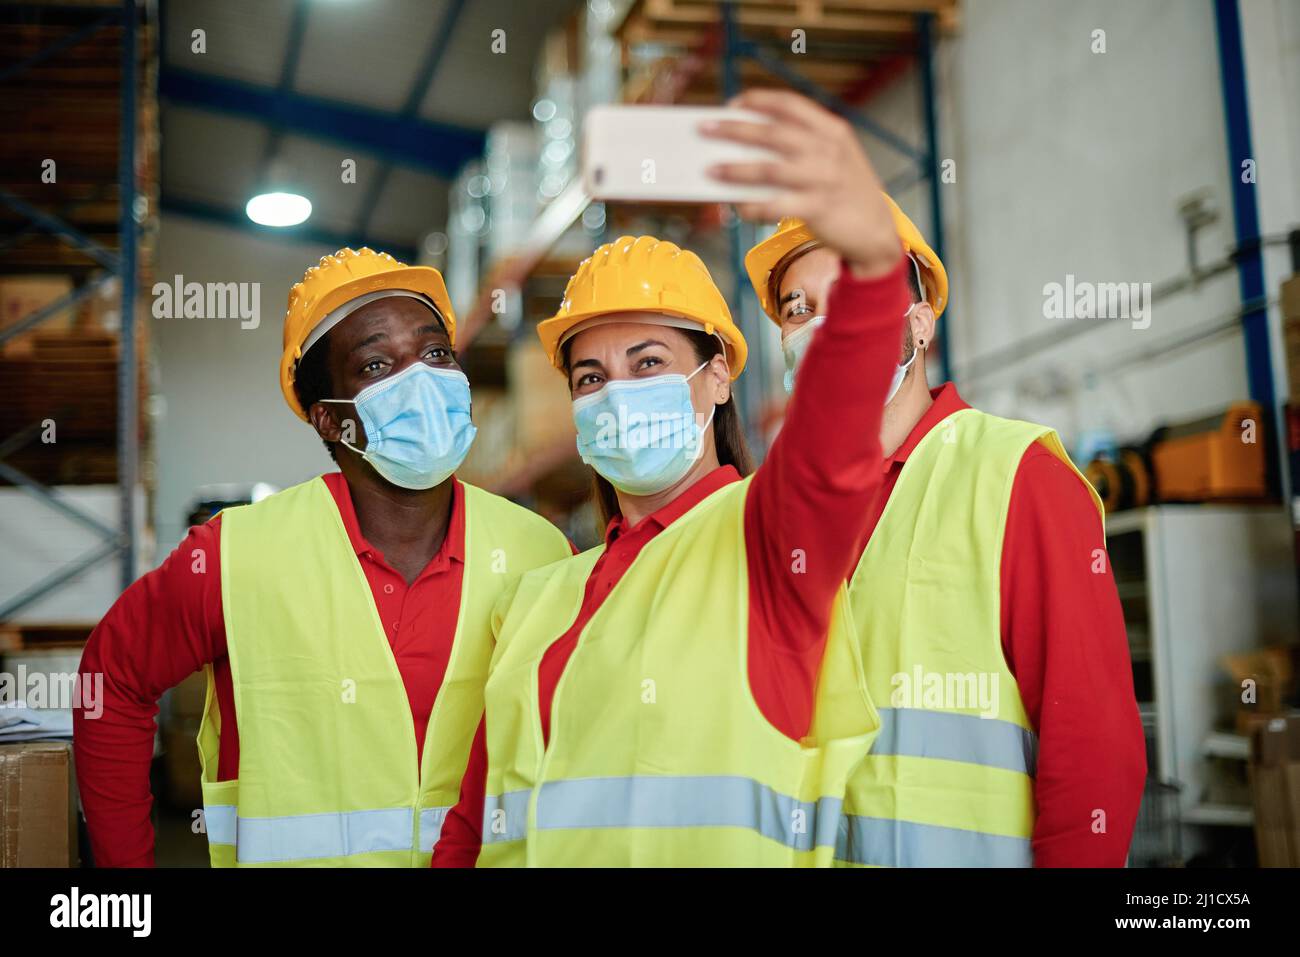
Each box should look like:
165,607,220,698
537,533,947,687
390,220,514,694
781,315,825,394
782,307,920,402
322,363,477,490
573,362,716,496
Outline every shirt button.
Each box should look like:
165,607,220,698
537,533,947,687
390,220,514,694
383,584,395,594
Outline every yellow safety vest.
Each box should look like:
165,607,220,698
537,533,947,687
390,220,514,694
839,408,1103,866
479,476,879,867
197,476,570,867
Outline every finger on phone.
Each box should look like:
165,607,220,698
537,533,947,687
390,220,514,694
732,88,838,136
698,118,795,155
708,160,804,188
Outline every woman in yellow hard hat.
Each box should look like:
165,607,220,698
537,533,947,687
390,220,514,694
432,89,919,867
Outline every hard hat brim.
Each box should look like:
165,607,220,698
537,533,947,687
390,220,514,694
744,199,950,325
538,306,747,381
280,264,457,421
744,221,818,324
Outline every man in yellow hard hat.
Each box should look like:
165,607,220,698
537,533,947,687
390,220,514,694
74,247,570,867
736,189,1146,866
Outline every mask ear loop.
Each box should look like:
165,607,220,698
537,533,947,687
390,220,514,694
317,397,367,458
900,254,927,369
685,331,728,450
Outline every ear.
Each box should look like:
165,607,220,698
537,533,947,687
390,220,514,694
707,352,731,405
309,401,350,445
908,302,936,353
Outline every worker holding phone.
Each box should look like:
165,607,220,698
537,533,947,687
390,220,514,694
734,158,1147,863
432,90,911,867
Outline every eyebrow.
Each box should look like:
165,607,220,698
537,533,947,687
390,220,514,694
570,339,672,379
350,330,388,354
626,339,668,356
348,323,447,356
778,289,804,308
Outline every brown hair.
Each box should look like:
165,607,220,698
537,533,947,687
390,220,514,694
561,327,754,529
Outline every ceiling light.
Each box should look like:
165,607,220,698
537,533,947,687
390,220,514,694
246,191,312,227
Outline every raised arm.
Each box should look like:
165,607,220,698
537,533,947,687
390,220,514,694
705,91,907,738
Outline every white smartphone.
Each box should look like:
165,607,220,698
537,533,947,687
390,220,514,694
581,104,781,204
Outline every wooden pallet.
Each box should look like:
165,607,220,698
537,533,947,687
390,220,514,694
625,52,888,104
0,623,93,654
619,0,960,47
0,13,157,278
0,326,149,485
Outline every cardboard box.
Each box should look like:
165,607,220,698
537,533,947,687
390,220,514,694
74,276,121,334
162,718,202,811
509,338,575,456
1283,275,1300,406
0,740,78,867
1221,646,1295,734
166,670,208,721
0,276,75,356
1248,714,1300,867
457,388,513,487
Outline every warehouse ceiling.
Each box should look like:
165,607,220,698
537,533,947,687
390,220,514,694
159,0,579,258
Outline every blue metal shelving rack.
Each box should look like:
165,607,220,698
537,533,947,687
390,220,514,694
0,0,143,617
716,3,950,450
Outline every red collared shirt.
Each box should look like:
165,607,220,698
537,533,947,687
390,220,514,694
73,472,467,867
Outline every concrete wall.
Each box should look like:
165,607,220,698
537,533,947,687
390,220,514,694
152,216,338,551
859,0,1298,462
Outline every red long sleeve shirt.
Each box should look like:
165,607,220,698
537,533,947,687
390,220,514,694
433,258,910,867
73,473,469,867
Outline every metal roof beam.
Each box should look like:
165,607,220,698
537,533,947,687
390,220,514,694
159,67,483,179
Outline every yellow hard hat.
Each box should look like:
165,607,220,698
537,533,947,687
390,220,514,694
279,247,457,421
538,235,748,379
743,193,948,325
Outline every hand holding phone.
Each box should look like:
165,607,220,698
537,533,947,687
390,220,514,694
581,104,783,205
701,89,902,279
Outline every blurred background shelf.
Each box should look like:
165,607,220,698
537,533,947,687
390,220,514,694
1,0,157,624
1106,505,1299,865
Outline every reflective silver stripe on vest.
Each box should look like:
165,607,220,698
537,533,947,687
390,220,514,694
204,805,236,846
418,806,452,853
485,776,842,851
482,790,531,845
835,814,1032,867
871,708,1038,776
236,807,413,863
201,807,415,862
204,805,451,859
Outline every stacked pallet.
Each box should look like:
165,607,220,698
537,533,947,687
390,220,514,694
0,1,157,490
617,0,960,105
